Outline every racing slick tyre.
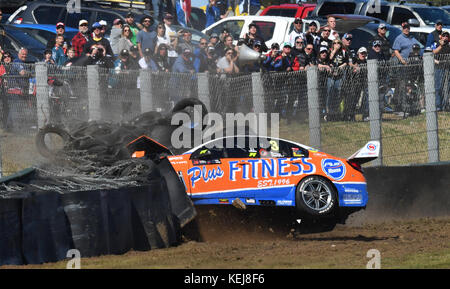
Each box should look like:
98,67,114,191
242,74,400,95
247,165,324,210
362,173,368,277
296,176,338,217
35,124,72,159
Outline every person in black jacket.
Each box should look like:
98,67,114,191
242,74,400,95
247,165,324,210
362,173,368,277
243,23,268,52
370,23,391,61
83,22,114,58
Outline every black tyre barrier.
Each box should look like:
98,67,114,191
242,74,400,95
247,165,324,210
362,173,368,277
364,163,450,219
0,165,195,266
35,124,73,160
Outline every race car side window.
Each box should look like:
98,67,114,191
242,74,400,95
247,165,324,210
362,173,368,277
284,141,309,158
191,139,225,160
258,138,290,158
223,136,257,158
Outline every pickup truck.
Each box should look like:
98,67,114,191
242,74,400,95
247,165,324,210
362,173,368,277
202,14,386,48
260,3,316,19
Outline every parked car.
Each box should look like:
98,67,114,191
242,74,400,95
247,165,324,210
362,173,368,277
0,0,26,10
202,14,379,48
11,23,79,47
311,0,450,29
1,24,45,62
442,6,450,13
260,3,316,19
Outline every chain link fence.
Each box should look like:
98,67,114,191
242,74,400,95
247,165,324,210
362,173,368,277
1,53,449,176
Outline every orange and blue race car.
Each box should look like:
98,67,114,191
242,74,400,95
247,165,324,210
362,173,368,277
129,135,380,220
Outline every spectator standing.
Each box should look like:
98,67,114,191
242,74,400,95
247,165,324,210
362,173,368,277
0,9,5,54
194,38,209,72
163,13,178,66
244,23,268,52
216,0,232,19
125,13,141,46
368,40,387,61
289,18,304,47
262,42,280,72
129,45,140,68
0,51,12,130
431,31,450,111
84,22,114,57
110,19,124,56
304,21,319,46
426,20,443,49
370,23,391,61
155,23,170,52
71,20,90,58
291,36,304,58
341,33,356,65
43,49,55,65
147,45,170,72
217,34,234,57
206,0,221,28
209,33,220,47
316,26,332,55
163,13,177,39
172,48,195,73
325,39,348,121
137,16,157,58
52,35,68,66
64,47,79,67
327,16,339,41
217,47,239,74
99,20,108,38
47,22,69,51
293,43,316,71
393,22,420,65
343,47,368,121
239,0,261,15
178,30,195,55
118,25,134,53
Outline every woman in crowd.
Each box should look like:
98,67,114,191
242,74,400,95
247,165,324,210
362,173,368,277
155,23,170,53
118,25,134,53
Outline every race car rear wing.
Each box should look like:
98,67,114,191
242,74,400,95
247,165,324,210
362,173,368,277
127,135,173,159
347,141,380,165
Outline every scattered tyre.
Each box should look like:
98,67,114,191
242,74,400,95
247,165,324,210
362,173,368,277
35,124,72,159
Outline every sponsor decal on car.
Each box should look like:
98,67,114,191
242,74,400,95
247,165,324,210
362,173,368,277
321,159,346,181
276,200,293,206
219,199,229,204
367,143,377,151
188,166,225,188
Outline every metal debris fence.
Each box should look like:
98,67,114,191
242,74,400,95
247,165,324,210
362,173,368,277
0,52,449,176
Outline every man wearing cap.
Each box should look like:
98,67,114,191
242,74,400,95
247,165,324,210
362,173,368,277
71,20,90,57
370,23,391,60
316,25,332,55
137,16,157,58
111,19,124,55
83,22,114,57
341,33,356,65
244,23,268,52
178,29,195,55
47,22,68,50
431,31,450,111
304,21,319,46
426,20,443,49
289,18,304,47
271,42,293,72
368,40,386,61
393,22,420,65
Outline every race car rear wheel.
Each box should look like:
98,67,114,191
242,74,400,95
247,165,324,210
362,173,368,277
296,176,337,217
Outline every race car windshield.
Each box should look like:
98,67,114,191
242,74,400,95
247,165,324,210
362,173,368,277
412,8,450,26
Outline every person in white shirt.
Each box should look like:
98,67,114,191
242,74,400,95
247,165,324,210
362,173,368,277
289,17,304,47
327,16,339,41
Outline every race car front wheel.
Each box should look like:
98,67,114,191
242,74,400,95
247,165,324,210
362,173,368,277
296,176,337,217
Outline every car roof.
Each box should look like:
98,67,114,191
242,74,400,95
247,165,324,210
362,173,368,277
184,135,314,154
11,23,79,33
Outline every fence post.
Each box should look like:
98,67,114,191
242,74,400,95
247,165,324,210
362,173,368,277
306,66,321,150
423,52,440,163
197,72,210,112
87,65,101,120
35,62,50,129
367,59,383,166
139,69,153,113
251,72,265,114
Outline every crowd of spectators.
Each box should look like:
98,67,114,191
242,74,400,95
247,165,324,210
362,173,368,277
0,6,449,127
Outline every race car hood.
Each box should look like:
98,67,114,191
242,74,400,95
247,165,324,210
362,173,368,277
127,135,173,158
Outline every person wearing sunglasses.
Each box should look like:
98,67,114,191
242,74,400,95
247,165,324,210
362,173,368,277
46,22,68,51
316,25,332,55
137,16,157,59
291,36,305,58
370,23,391,61
289,17,304,47
193,38,209,72
293,43,317,71
71,20,90,57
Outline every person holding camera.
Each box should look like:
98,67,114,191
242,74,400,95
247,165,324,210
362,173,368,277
83,22,114,58
431,31,450,111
